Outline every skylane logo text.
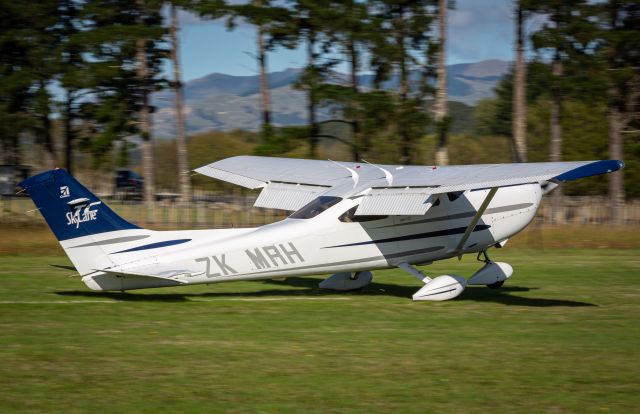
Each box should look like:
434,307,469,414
66,203,100,229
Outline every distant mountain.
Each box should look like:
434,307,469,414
152,59,510,138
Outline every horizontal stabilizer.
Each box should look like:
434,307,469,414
95,264,204,283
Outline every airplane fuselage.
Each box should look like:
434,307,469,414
80,183,542,291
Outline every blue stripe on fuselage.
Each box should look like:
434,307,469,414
112,238,191,254
323,225,491,248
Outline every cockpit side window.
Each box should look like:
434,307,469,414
338,206,388,223
290,196,343,219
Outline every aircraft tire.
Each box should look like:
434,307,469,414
487,280,505,289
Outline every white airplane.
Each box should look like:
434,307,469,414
20,157,623,301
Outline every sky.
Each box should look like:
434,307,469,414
172,0,535,82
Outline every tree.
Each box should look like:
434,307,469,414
134,0,163,212
286,0,332,158
227,0,287,142
57,0,86,174
28,1,61,170
320,0,370,160
169,3,191,203
530,0,596,223
371,0,435,165
512,0,527,162
77,0,167,181
434,0,449,166
601,0,640,224
0,1,61,168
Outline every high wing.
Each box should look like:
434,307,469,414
195,156,624,215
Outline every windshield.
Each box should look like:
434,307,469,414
290,196,342,219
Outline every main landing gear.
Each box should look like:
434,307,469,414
319,271,373,291
398,249,514,301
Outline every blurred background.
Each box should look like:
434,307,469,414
1,0,638,237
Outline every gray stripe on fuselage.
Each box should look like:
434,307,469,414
373,203,534,229
68,235,150,248
241,246,444,277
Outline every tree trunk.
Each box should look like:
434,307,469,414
550,51,563,224
307,32,318,158
607,2,625,225
608,104,624,224
170,4,190,204
348,37,360,161
41,112,55,170
136,20,155,218
7,128,20,165
512,2,527,163
39,81,55,170
64,90,74,173
397,7,412,165
434,0,449,166
399,55,412,164
256,3,271,138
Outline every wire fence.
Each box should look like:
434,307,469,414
2,194,639,228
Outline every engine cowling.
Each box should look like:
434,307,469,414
467,262,513,286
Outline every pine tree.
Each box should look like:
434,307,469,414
434,0,449,166
169,3,191,203
530,0,597,223
601,0,639,224
328,1,369,160
370,0,435,165
512,0,528,163
0,1,60,167
227,0,282,142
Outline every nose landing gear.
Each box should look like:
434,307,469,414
467,250,513,289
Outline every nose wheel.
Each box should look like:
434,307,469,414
473,250,510,289
486,280,505,289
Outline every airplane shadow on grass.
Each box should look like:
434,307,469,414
55,277,596,307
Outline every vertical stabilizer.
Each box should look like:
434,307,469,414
19,169,146,274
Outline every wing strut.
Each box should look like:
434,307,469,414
453,187,498,258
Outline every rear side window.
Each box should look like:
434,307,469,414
339,206,388,223
290,196,342,219
446,191,463,202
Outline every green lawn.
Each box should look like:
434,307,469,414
0,250,639,413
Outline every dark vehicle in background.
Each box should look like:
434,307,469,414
0,165,31,196
115,169,143,200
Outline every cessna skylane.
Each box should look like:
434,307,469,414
20,157,624,301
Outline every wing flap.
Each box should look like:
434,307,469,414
356,188,437,215
254,181,329,211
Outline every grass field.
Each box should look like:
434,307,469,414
1,249,639,413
